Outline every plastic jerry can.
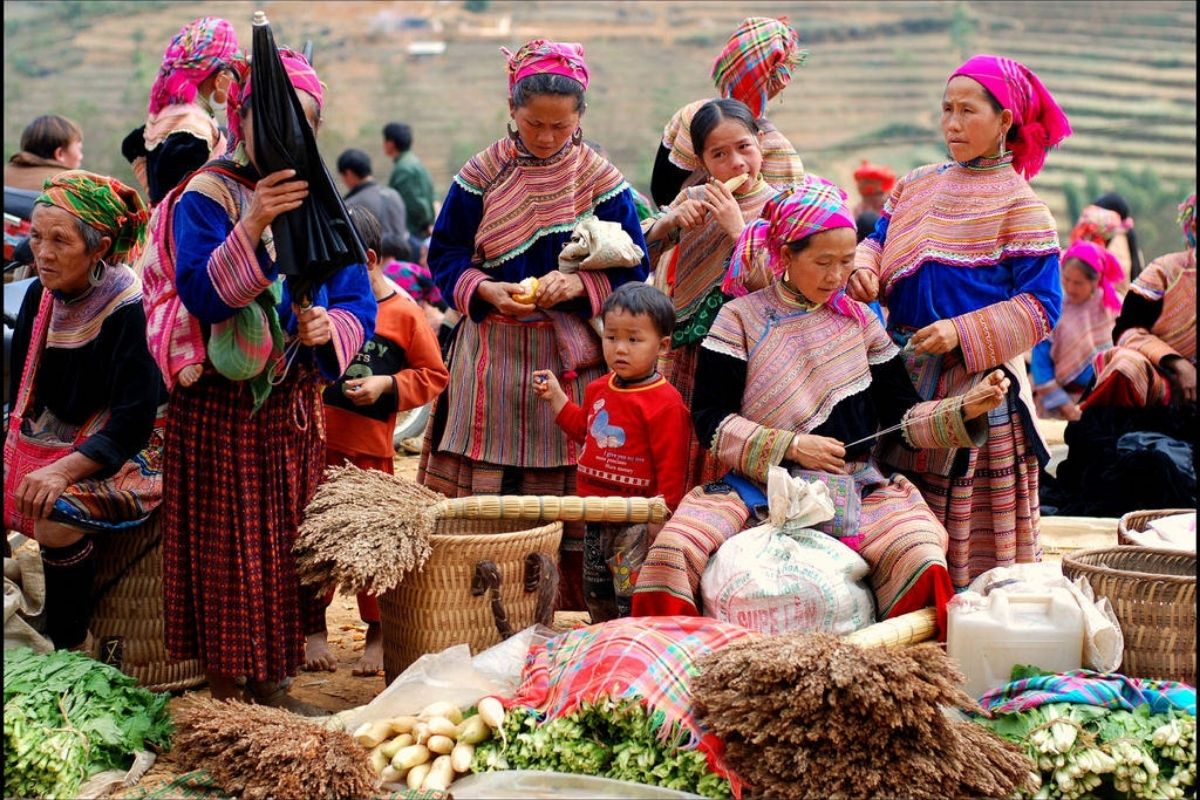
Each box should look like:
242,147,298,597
947,588,1085,701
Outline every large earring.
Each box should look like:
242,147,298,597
88,260,105,287
507,121,520,142
571,128,583,146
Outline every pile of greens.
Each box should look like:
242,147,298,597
975,670,1196,800
470,695,731,798
4,648,173,799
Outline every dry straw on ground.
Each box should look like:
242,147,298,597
171,697,376,800
692,633,1034,800
294,464,444,597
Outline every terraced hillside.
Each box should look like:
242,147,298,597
4,0,1195,255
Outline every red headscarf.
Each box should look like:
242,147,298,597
852,161,896,196
1062,239,1123,312
225,47,324,148
949,54,1071,180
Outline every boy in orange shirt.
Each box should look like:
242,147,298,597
308,207,449,676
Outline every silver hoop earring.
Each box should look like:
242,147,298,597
571,128,583,146
507,122,520,142
88,260,104,287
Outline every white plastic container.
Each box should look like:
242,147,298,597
947,588,1085,701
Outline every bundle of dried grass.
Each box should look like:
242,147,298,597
295,464,445,597
692,634,1034,800
172,697,376,800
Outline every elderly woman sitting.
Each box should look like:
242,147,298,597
5,171,164,651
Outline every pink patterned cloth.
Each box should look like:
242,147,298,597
949,54,1071,180
226,47,324,147
148,17,241,115
1062,239,1124,312
710,16,805,118
501,39,589,92
725,175,862,320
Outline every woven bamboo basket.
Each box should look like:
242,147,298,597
1062,546,1196,684
90,512,205,692
1117,508,1194,547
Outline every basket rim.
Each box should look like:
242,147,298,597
1062,545,1197,584
428,520,562,543
1117,508,1195,536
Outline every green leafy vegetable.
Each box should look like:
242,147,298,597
4,648,173,799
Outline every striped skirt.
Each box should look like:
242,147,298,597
632,469,955,635
162,365,326,682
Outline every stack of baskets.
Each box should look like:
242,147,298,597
1117,508,1194,547
377,495,668,684
90,512,205,692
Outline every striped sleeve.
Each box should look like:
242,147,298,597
1115,327,1181,367
900,396,986,450
713,415,793,484
952,292,1053,374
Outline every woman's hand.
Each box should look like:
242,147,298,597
342,375,392,406
847,269,879,303
16,463,72,521
911,319,960,355
245,169,308,235
532,369,568,415
295,304,331,346
786,433,846,473
535,271,584,308
477,280,538,316
177,363,204,388
699,178,745,240
1168,358,1197,404
962,370,1011,420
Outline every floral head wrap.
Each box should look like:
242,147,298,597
949,54,1072,180
711,17,807,119
726,176,861,319
1178,193,1196,250
852,160,896,196
501,39,589,94
148,17,241,115
1069,204,1126,247
1062,239,1124,312
35,170,149,265
225,47,324,149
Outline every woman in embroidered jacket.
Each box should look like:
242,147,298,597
848,55,1069,588
157,50,375,707
1082,193,1196,410
1031,239,1121,421
632,178,1011,638
419,40,649,611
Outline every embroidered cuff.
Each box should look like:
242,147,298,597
207,221,274,310
952,293,1052,375
901,397,986,450
852,238,882,277
577,270,611,319
1117,328,1180,367
713,414,793,484
453,267,492,320
317,308,366,381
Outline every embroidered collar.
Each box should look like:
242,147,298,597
958,150,1014,172
777,278,822,310
511,136,576,167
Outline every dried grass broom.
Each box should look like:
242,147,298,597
171,696,376,800
294,463,444,597
692,633,1035,800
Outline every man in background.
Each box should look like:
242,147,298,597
382,122,436,256
337,148,409,245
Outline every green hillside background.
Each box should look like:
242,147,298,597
4,0,1196,258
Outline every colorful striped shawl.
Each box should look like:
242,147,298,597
978,670,1195,716
704,282,896,437
1049,290,1115,387
508,616,756,790
661,98,804,186
1128,249,1196,361
867,155,1060,298
47,263,142,350
659,179,775,323
453,138,627,270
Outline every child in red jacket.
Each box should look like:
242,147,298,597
534,282,690,621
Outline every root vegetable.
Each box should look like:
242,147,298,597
419,702,463,725
426,716,458,738
427,735,455,755
413,722,430,745
406,762,430,790
379,765,403,784
368,745,389,775
391,744,431,772
478,697,506,730
380,733,413,759
457,715,491,745
388,716,418,735
451,742,475,773
422,755,454,791
354,720,393,749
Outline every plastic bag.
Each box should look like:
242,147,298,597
557,217,644,273
967,562,1123,672
700,467,875,635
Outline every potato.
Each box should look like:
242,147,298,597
391,743,431,772
425,716,458,738
427,734,455,755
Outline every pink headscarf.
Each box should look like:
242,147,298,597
225,47,324,148
726,176,862,320
501,39,589,94
148,17,241,115
949,54,1071,180
1062,239,1123,312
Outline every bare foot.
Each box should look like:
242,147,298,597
352,622,384,677
303,632,338,672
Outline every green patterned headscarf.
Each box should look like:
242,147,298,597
36,170,150,265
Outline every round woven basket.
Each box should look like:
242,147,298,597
1061,546,1195,684
1117,508,1194,547
90,512,205,693
378,517,562,684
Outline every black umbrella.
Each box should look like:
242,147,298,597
249,11,364,303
